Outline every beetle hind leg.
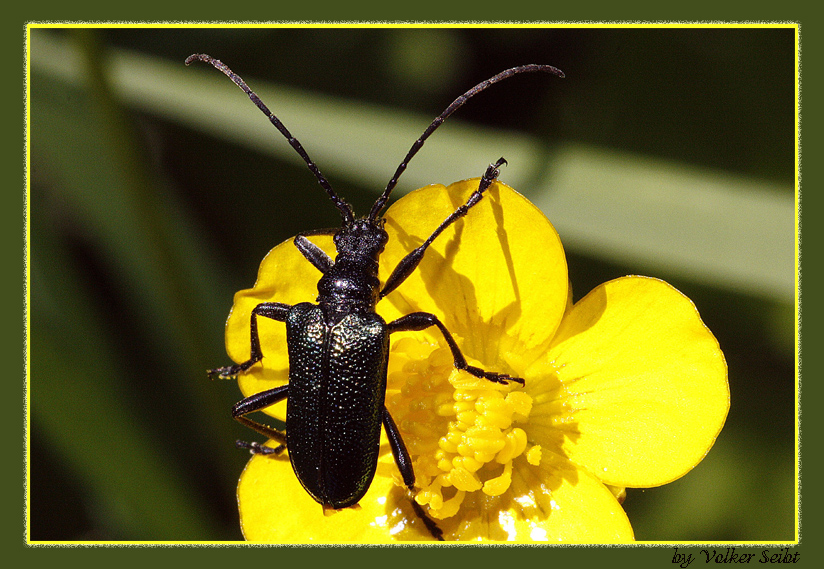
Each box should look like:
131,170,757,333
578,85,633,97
410,500,444,541
383,408,444,541
232,385,289,454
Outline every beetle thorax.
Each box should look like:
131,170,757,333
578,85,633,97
316,219,388,321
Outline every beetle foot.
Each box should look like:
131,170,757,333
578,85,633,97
236,440,286,456
208,356,262,380
409,498,444,541
464,365,525,386
207,365,241,380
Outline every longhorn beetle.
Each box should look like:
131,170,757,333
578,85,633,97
189,55,564,523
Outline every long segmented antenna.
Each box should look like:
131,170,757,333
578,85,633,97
185,54,356,225
368,64,565,221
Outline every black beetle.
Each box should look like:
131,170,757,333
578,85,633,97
189,55,564,523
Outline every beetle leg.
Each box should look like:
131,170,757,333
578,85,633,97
382,407,415,489
410,500,444,541
380,158,506,298
383,407,444,541
294,233,334,273
236,440,284,456
232,384,289,453
388,311,524,386
208,302,291,380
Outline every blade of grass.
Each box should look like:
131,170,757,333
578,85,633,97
30,30,794,302
30,29,241,539
31,222,219,540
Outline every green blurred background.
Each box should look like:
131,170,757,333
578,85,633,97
28,26,796,542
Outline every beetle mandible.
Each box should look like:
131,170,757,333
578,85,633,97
188,54,564,518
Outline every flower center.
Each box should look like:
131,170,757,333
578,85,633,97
386,336,540,520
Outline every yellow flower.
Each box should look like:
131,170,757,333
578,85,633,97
224,179,729,543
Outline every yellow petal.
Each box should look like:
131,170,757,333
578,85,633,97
537,276,729,487
238,443,441,543
378,180,568,369
517,455,635,543
418,452,634,542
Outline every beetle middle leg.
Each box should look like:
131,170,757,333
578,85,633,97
388,312,524,385
208,301,291,379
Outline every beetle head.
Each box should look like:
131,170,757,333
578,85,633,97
334,218,388,261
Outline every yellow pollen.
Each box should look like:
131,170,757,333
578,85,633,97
387,338,539,520
526,445,542,466
482,462,513,496
495,428,528,464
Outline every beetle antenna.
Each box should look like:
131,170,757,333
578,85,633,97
186,54,355,225
368,64,564,221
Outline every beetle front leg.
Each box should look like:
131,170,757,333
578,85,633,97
294,232,334,273
208,302,291,380
380,158,506,298
232,384,289,454
388,311,524,386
